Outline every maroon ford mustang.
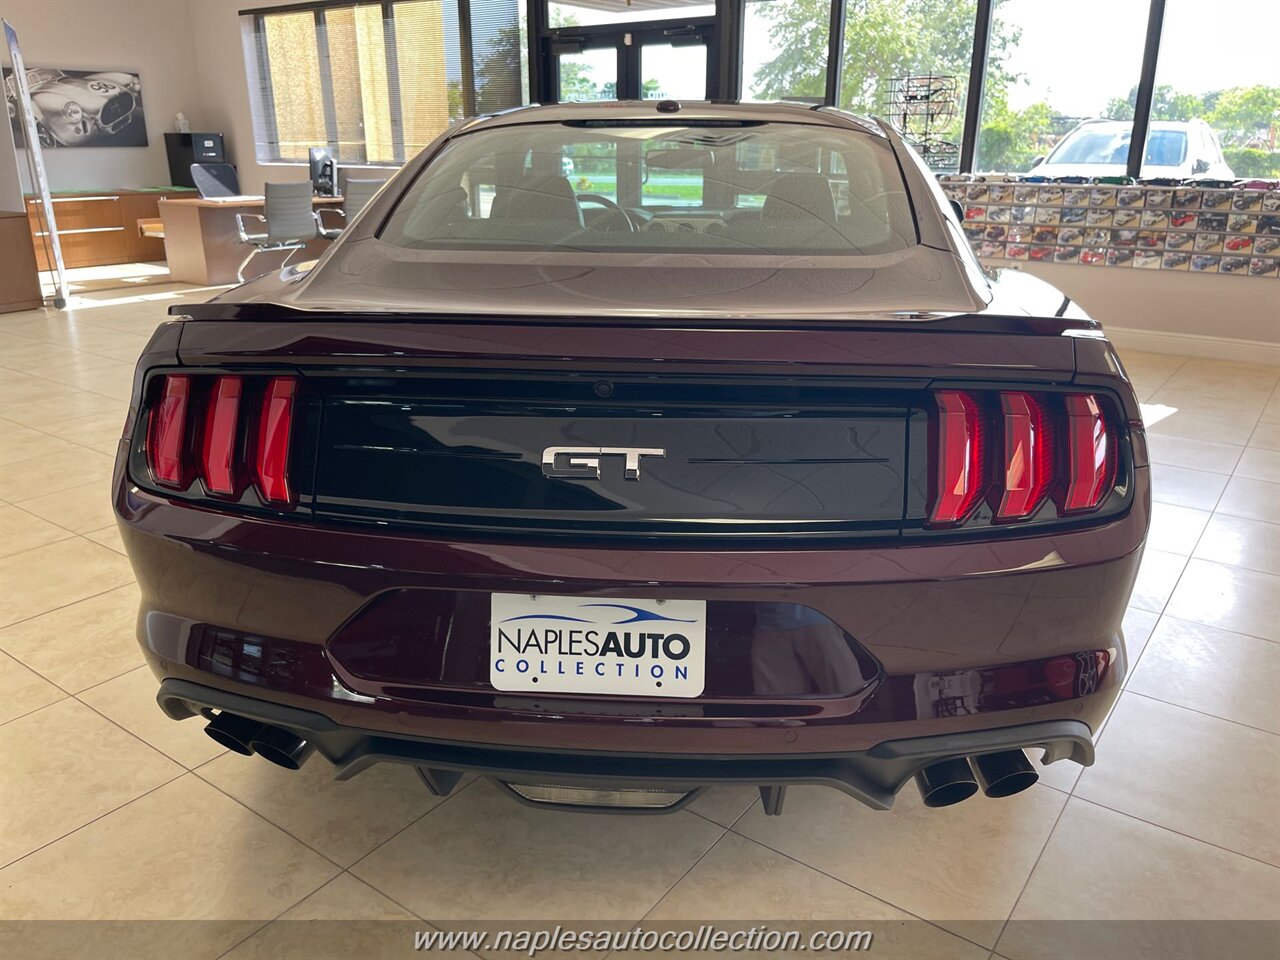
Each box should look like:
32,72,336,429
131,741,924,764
115,101,1149,815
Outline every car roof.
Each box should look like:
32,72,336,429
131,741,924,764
454,99,886,137
1070,118,1202,132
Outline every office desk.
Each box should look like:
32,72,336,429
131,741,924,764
158,196,342,285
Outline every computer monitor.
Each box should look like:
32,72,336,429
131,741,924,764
308,146,338,197
190,162,241,199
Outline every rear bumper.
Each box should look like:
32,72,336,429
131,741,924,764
118,458,1147,758
159,678,1093,811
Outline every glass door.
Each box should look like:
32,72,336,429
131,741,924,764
552,42,620,102
635,30,710,100
540,7,716,103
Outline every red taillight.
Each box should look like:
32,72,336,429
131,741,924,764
931,390,986,526
931,388,1117,527
996,392,1053,520
1062,393,1114,512
199,376,243,496
146,375,191,488
253,377,297,505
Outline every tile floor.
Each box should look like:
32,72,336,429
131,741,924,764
1,284,1278,959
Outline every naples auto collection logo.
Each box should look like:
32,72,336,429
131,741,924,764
493,601,696,685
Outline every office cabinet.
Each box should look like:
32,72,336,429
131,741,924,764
25,189,195,272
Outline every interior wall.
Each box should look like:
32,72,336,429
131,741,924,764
1016,262,1280,351
0,0,205,191
185,0,397,195
0,84,21,211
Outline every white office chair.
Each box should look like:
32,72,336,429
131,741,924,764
319,178,387,239
235,181,320,282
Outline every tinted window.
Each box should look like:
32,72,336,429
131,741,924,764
378,121,916,256
1049,128,1187,166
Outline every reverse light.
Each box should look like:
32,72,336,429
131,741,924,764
1062,393,1114,512
996,392,1053,520
199,376,243,496
146,375,192,488
253,377,297,505
930,390,986,526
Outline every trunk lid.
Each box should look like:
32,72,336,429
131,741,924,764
176,313,1082,540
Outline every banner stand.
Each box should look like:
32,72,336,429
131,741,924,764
4,19,69,309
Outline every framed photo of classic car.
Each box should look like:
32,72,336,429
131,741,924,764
3,66,147,148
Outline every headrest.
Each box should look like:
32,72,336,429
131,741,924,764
761,173,836,223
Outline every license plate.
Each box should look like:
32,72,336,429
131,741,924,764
489,594,706,698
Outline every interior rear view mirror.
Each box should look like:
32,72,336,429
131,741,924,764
643,147,711,183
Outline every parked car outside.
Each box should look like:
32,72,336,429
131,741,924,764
1027,119,1235,181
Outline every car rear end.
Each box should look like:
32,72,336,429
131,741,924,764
113,103,1149,814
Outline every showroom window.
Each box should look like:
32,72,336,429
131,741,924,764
741,0,830,103
840,0,976,173
974,0,1149,174
241,0,524,165
1138,0,1280,180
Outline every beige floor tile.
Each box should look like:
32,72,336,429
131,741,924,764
1033,747,1089,795
1127,549,1187,613
1117,351,1183,401
352,779,723,921
1128,617,1280,733
84,522,127,554
0,774,336,959
1235,445,1280,484
686,786,759,827
0,422,82,467
1149,464,1228,511
1261,389,1280,425
0,583,141,692
200,752,444,867
1193,513,1280,576
1164,558,1279,640
1144,501,1209,555
222,873,435,960
0,370,83,406
35,360,135,400
0,538,134,628
0,390,125,429
997,799,1280,960
646,831,989,958
734,783,1067,947
1157,359,1279,403
1075,693,1280,864
1145,433,1242,475
0,504,74,557
40,410,128,457
16,478,119,533
0,445,114,503
0,650,65,723
1145,398,1264,446
1216,475,1280,524
1250,420,1280,451
0,698,181,865
1118,604,1161,671
80,666,225,769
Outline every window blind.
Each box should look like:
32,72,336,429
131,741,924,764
241,0,523,165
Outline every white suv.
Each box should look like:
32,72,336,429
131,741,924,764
1029,119,1235,180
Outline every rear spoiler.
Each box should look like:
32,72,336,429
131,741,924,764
168,301,1100,337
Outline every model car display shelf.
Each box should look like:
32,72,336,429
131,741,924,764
942,179,1280,278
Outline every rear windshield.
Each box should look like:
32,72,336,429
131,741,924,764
378,121,917,256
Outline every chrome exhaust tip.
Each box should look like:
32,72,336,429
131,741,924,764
914,757,979,808
972,750,1039,798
